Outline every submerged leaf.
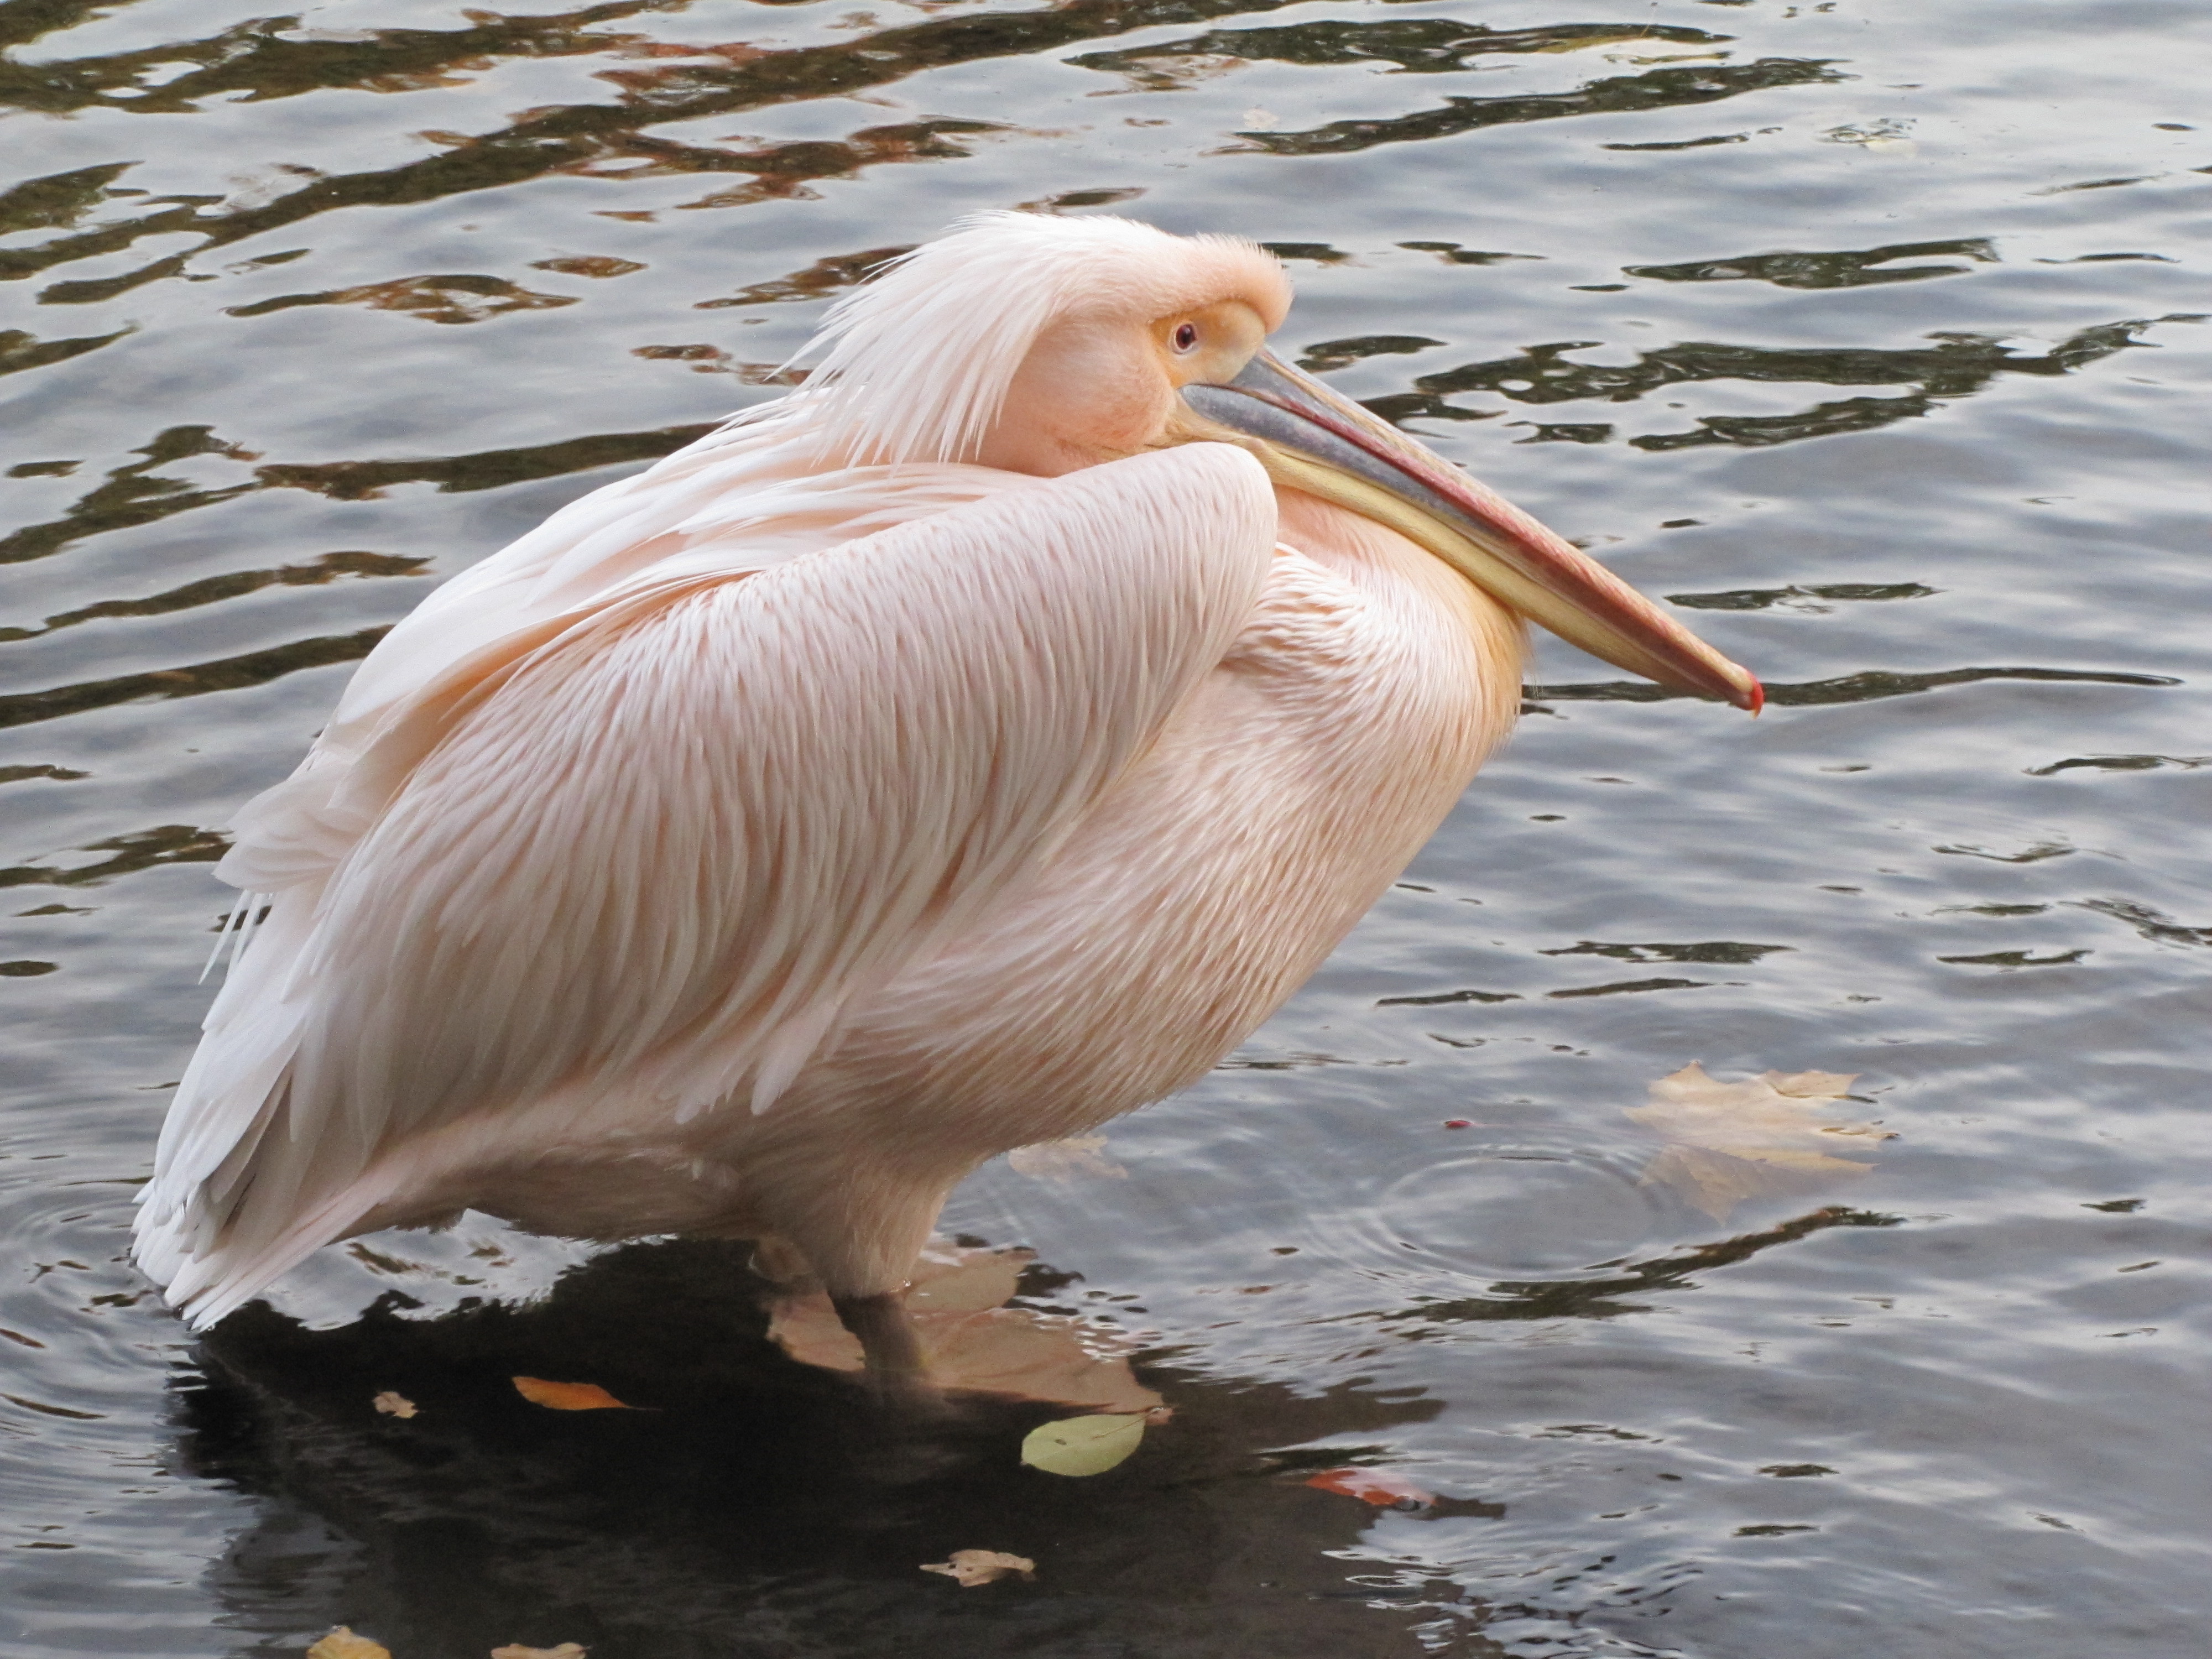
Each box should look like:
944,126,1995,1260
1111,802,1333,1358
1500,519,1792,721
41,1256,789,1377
1021,1412,1147,1476
769,1243,1161,1412
491,1645,587,1658
1007,1134,1127,1182
305,1630,390,1659
1627,1062,1895,1220
1305,1467,1438,1511
920,1548,1036,1587
370,1390,416,1419
511,1376,632,1412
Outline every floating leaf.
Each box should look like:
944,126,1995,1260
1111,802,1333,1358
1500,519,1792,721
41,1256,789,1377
769,1243,1161,1412
1304,1467,1438,1512
511,1376,632,1412
1021,1412,1147,1477
305,1629,390,1659
370,1391,416,1419
1007,1134,1126,1182
920,1548,1036,1587
905,1241,1032,1314
491,1645,587,1658
1627,1062,1895,1221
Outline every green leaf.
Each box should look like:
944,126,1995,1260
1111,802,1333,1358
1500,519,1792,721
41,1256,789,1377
1020,1412,1146,1477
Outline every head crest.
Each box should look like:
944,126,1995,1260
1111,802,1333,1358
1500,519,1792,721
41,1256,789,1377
791,212,1287,466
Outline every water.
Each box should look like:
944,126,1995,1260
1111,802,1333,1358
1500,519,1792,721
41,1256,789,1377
3,1,2207,1653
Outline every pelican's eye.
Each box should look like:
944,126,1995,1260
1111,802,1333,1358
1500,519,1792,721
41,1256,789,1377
1172,322,1199,352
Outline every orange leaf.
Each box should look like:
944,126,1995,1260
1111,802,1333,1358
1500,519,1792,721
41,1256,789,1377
512,1376,632,1411
305,1630,391,1659
1305,1467,1437,1511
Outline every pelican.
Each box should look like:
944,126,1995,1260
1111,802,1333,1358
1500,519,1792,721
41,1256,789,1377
135,213,1758,1379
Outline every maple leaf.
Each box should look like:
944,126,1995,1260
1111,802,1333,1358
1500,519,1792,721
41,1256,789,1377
920,1549,1036,1587
768,1242,1162,1412
370,1391,416,1419
1627,1062,1896,1222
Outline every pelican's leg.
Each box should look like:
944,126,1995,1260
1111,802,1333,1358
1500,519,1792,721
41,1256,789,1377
831,1288,934,1405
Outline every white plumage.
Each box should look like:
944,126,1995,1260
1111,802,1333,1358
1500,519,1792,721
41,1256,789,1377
137,213,1752,1356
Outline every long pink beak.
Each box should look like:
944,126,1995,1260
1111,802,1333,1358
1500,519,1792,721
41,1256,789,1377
1183,349,1762,713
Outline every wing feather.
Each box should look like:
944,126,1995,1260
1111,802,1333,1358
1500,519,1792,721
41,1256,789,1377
139,443,1276,1317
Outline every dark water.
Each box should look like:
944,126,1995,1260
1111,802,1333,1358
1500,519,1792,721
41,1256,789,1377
3,1,2208,1653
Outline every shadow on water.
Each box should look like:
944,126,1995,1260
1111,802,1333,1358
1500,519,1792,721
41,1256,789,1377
179,1239,1465,1659
173,1205,1890,1655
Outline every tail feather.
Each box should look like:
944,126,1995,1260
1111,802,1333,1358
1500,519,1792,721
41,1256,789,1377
156,1176,394,1329
136,883,338,1322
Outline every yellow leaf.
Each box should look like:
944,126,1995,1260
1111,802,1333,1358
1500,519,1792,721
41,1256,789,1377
510,1376,631,1411
370,1391,417,1420
920,1548,1036,1587
1020,1412,1147,1477
306,1629,390,1659
491,1645,587,1658
1627,1062,1896,1222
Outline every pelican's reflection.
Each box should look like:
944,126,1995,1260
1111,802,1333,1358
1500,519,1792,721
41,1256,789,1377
175,1239,1480,1658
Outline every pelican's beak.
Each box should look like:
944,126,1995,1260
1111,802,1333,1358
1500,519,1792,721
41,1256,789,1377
1180,349,1762,712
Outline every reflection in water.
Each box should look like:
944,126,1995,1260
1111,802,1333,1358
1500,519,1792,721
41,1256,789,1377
697,244,916,309
227,272,583,326
3,421,713,570
1667,582,1941,613
0,551,426,643
1070,19,1730,87
1623,238,2000,290
1373,1206,1900,1328
182,1240,1454,1659
1536,941,1789,965
1527,664,2181,708
1234,58,1845,156
0,821,227,893
4,0,1363,310
1,426,260,567
1368,315,2200,448
0,624,394,731
0,321,131,378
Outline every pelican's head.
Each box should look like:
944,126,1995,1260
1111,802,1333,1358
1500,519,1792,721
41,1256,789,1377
800,212,1760,711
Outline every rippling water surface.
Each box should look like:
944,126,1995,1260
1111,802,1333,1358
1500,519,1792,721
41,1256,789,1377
4,2,2208,1654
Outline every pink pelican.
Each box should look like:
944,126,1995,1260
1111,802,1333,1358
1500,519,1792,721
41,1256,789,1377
135,214,1759,1380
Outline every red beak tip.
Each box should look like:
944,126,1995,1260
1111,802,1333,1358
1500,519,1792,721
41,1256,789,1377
1744,677,1766,717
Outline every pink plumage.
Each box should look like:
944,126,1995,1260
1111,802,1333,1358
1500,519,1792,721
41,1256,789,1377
137,213,1749,1360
